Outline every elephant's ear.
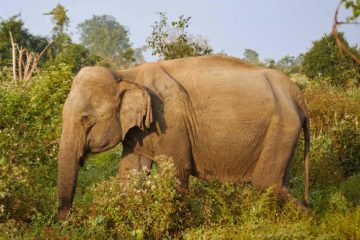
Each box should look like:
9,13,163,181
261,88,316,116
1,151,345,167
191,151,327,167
117,80,153,140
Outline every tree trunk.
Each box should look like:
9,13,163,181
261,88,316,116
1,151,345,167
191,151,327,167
18,47,24,80
9,31,17,81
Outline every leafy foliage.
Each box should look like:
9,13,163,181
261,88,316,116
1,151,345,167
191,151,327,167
242,48,259,64
147,12,212,60
77,15,139,67
43,5,105,72
299,78,360,177
301,33,360,87
276,54,303,74
0,15,49,67
243,49,303,74
0,64,73,222
44,4,70,36
44,4,71,58
343,0,360,21
84,155,180,239
52,43,103,72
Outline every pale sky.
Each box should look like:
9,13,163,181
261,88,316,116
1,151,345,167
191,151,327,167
0,0,358,62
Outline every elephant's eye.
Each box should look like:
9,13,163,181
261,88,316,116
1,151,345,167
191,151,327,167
81,115,88,122
80,112,89,124
80,112,95,128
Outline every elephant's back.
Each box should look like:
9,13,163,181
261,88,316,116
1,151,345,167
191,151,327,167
169,63,277,121
159,55,257,70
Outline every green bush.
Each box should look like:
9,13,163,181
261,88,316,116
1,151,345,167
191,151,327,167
0,64,73,222
290,76,360,179
85,155,180,239
51,43,104,73
318,206,360,240
301,33,360,87
340,173,360,205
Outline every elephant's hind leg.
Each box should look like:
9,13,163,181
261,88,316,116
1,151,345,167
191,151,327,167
251,115,302,204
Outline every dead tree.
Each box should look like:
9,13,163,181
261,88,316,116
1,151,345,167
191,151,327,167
9,31,53,81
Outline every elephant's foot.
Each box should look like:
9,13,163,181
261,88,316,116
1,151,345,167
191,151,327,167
279,187,311,215
177,178,189,194
58,207,71,221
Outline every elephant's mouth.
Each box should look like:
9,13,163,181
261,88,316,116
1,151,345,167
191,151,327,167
87,134,111,153
89,142,117,153
88,136,120,153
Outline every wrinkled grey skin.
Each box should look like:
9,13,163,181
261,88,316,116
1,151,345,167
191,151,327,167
57,55,310,220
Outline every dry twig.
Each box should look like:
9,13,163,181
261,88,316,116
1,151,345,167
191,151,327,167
8,31,53,80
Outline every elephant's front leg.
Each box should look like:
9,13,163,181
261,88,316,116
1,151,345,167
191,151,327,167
119,152,153,179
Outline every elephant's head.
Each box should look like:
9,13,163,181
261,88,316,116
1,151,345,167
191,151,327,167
57,67,152,220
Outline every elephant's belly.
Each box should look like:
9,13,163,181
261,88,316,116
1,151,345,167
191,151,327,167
193,150,259,183
192,118,269,183
186,73,275,182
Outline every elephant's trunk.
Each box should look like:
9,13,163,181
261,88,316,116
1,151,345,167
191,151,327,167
57,123,86,220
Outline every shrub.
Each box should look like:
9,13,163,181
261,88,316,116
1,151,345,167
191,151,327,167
301,33,360,87
0,64,73,221
306,86,360,177
183,185,312,240
290,77,360,179
51,43,104,73
0,163,29,221
147,12,212,60
318,206,360,240
340,173,360,205
85,155,180,239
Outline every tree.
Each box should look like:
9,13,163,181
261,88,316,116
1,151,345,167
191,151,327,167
133,46,146,64
332,0,360,65
263,58,276,68
242,49,259,64
43,5,104,72
301,33,360,87
78,15,138,67
276,54,303,74
44,4,71,56
0,15,48,67
343,0,360,20
44,4,70,41
146,12,212,60
53,43,103,72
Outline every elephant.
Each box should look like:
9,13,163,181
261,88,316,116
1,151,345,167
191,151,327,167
57,55,310,220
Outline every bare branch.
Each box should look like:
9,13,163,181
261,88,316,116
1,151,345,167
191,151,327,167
18,46,25,80
8,34,53,81
23,50,32,80
25,41,52,80
332,0,360,65
38,40,53,59
9,31,17,81
27,53,39,80
336,21,360,25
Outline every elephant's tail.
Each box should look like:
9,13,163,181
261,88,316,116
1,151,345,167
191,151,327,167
303,117,310,206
